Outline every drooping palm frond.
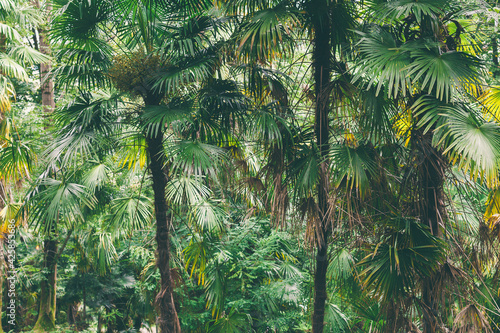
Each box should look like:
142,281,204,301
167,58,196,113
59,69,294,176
8,44,50,65
209,307,251,333
406,44,483,102
357,85,398,145
231,2,298,62
354,28,411,99
153,47,219,94
51,0,111,45
0,136,35,182
0,75,15,112
412,96,500,187
480,86,500,122
106,195,153,235
49,91,120,165
184,233,211,284
251,105,292,149
166,175,211,207
159,15,218,58
485,188,500,221
324,302,350,332
0,21,21,42
204,259,228,318
330,142,378,196
169,140,227,177
197,78,250,136
25,178,97,234
95,231,119,275
452,303,492,333
0,53,28,81
289,142,320,199
116,133,148,171
355,29,483,102
370,0,446,24
328,248,356,282
53,45,113,89
0,202,21,232
358,217,446,302
82,162,110,191
141,99,192,138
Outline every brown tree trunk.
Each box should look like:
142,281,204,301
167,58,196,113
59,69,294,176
33,234,58,332
311,1,332,332
417,130,446,333
33,2,58,331
146,130,181,333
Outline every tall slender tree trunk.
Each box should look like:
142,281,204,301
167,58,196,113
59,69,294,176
33,2,58,331
311,1,332,332
33,232,57,332
35,0,55,117
416,130,446,333
146,123,181,333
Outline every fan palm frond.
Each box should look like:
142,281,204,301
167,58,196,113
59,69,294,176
0,136,36,182
26,178,97,234
106,195,153,235
232,3,298,62
358,217,446,302
371,0,446,24
82,162,110,191
166,175,211,206
406,45,482,102
330,142,378,196
169,140,226,178
8,45,51,65
324,302,350,332
209,308,251,332
354,28,411,99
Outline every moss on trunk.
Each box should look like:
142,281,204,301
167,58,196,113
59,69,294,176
33,236,57,332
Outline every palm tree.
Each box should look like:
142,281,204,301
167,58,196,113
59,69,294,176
0,1,47,331
48,1,245,331
354,0,500,331
222,1,358,330
23,169,96,331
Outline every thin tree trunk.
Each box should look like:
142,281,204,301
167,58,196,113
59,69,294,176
417,130,446,333
146,131,181,333
34,0,55,118
33,1,58,331
311,1,332,332
33,233,58,332
83,273,86,324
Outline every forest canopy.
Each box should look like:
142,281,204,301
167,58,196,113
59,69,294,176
2,0,500,332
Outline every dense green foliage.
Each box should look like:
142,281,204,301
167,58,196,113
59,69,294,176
2,0,500,332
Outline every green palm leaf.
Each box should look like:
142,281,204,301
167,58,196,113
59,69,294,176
372,0,446,24
354,29,411,99
0,137,35,182
26,178,97,234
406,46,482,101
232,3,298,62
106,195,153,234
358,217,445,302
